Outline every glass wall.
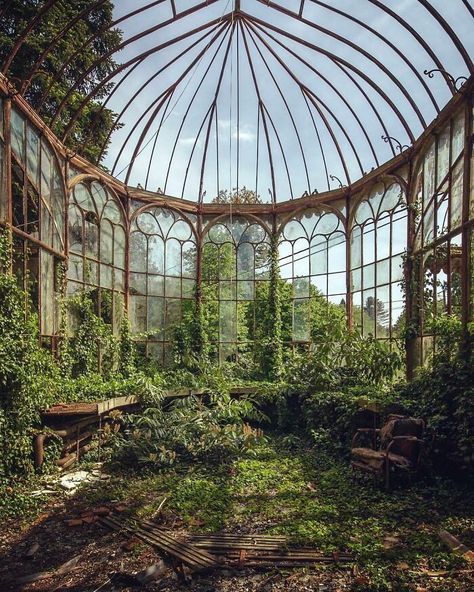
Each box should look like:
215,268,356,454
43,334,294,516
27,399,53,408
0,91,472,370
129,206,197,364
67,180,126,331
278,207,346,348
202,216,271,363
6,105,66,339
411,108,468,364
350,180,407,342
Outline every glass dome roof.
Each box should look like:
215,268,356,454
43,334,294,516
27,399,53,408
4,0,473,203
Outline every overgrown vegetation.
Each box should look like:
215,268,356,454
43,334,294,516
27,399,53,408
79,435,474,592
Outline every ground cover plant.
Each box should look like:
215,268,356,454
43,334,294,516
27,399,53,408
2,434,474,591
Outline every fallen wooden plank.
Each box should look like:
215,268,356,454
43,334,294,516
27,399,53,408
101,516,219,571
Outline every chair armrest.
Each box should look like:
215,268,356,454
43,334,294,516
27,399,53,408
351,428,380,449
386,437,425,463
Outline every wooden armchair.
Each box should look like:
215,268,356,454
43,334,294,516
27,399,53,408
351,415,426,490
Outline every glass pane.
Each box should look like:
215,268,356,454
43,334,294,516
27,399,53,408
148,274,164,296
130,232,148,272
26,125,40,186
11,108,25,162
40,251,55,335
130,296,147,333
130,272,146,295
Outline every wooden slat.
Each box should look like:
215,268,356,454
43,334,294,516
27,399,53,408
101,516,219,570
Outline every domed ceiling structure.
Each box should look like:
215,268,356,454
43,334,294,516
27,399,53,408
2,0,473,203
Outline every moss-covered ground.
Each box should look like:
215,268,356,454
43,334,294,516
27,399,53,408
71,434,474,591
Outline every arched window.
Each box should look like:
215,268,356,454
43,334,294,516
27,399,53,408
129,207,197,364
67,180,126,330
351,181,407,341
279,208,346,346
202,216,271,363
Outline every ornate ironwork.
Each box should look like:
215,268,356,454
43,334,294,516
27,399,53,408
329,175,345,189
382,135,410,154
423,69,468,92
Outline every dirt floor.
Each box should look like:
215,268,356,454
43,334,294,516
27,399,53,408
2,437,474,591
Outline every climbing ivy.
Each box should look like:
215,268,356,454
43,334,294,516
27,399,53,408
0,228,60,477
265,233,283,380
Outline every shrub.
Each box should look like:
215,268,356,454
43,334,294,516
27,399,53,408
111,391,267,469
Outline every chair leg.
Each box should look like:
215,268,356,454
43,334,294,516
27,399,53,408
385,459,390,491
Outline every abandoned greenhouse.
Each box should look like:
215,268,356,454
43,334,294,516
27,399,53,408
0,0,473,590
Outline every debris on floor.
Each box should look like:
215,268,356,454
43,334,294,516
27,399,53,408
99,512,355,576
438,528,474,562
59,466,110,493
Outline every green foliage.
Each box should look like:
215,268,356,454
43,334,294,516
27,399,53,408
119,314,137,378
213,186,262,204
0,0,122,161
0,230,60,477
284,331,402,393
0,1,122,163
392,359,474,472
266,233,284,379
63,290,119,378
111,391,266,469
80,435,474,592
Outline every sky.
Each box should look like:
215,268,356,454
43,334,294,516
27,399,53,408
97,0,473,203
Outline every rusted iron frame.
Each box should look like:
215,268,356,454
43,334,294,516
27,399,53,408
415,0,473,73
301,92,330,191
1,223,67,260
196,21,237,204
253,0,427,129
77,61,143,164
254,107,260,198
298,0,305,17
98,23,225,167
170,0,177,18
237,21,298,201
33,0,172,113
236,22,240,193
461,0,474,18
9,140,66,253
248,19,382,168
366,0,455,95
239,25,278,202
62,16,228,144
50,0,223,129
162,22,234,195
345,193,352,328
260,100,295,200
1,0,57,75
4,98,13,230
461,96,472,331
246,13,416,146
413,149,466,245
244,19,367,179
181,103,219,200
242,19,311,192
119,26,230,184
403,153,416,372
144,93,175,190
308,0,440,113
20,0,109,95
